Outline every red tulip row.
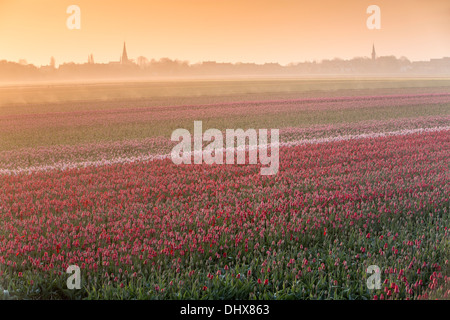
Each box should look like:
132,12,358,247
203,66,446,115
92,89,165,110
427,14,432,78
0,128,448,299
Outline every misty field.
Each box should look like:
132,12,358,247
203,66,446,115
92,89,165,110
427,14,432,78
0,78,449,300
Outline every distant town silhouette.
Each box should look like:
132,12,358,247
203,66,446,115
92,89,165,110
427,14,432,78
1,43,449,82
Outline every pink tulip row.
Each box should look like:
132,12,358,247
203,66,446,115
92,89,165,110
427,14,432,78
1,93,449,134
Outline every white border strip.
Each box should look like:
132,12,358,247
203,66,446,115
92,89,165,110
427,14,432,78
1,126,449,176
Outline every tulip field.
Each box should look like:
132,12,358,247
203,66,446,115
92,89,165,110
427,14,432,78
0,79,449,300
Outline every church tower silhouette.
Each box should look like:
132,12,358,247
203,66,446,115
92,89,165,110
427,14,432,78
372,44,377,61
121,42,129,64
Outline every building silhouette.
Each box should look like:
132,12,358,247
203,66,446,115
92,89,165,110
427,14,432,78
87,54,94,64
2,41,450,81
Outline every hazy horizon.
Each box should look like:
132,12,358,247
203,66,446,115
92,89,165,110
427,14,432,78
2,49,450,68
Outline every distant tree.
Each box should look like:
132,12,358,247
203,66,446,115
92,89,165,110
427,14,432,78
399,56,411,64
377,55,401,72
137,56,149,68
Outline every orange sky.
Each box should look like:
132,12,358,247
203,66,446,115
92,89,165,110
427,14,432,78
0,0,449,66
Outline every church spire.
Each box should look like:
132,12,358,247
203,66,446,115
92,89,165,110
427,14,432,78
121,42,129,64
372,43,376,61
